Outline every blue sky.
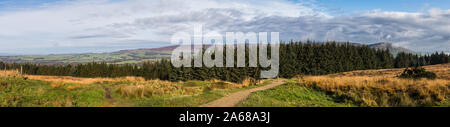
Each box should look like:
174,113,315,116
3,0,449,14
0,0,58,9
316,0,450,13
0,0,449,55
0,0,450,13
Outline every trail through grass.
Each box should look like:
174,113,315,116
107,80,273,107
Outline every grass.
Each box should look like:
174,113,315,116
0,77,106,107
297,76,449,107
0,51,171,64
0,70,271,107
1,63,448,107
107,79,273,107
330,63,449,80
238,79,356,107
239,64,449,107
112,89,234,107
292,64,450,107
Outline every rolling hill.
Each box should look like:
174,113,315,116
0,47,173,64
368,42,416,56
0,42,415,64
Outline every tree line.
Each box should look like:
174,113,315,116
1,41,448,82
0,60,171,80
394,52,449,68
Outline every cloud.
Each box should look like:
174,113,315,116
220,8,450,53
0,0,327,54
0,0,448,54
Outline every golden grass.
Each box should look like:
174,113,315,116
115,79,186,98
50,81,65,88
0,70,21,77
3,63,445,106
114,78,264,98
0,69,262,99
299,76,449,94
107,78,263,99
205,78,260,90
296,64,450,107
28,75,193,98
330,63,449,79
25,75,146,85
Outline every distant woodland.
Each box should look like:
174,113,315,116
1,41,449,83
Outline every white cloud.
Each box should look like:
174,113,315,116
0,0,328,54
222,8,450,53
0,0,448,54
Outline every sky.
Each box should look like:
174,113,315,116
0,0,449,55
316,0,450,13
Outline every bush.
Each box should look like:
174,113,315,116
399,66,437,79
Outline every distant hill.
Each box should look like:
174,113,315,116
113,45,179,54
103,42,417,57
0,47,172,65
0,42,416,64
367,42,416,56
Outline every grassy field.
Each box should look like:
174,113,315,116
239,63,450,107
238,79,356,107
111,81,272,107
0,70,271,107
0,73,106,107
0,51,170,64
1,63,449,107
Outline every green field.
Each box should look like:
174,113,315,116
0,77,106,107
1,63,449,107
0,52,170,64
238,79,356,107
0,75,272,107
239,77,450,107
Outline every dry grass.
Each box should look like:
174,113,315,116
296,63,450,107
0,70,21,77
113,78,263,98
113,78,264,98
27,75,196,98
1,69,271,107
25,75,146,85
330,63,449,79
205,78,260,90
0,70,260,99
50,81,66,88
115,79,186,98
48,81,85,91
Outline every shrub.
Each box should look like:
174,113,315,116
115,80,187,98
399,67,437,79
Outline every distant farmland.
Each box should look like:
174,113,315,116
0,42,419,65
0,46,176,64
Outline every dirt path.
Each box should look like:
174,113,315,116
101,84,116,105
201,79,285,107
